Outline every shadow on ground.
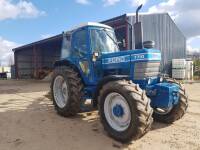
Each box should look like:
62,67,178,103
0,80,50,94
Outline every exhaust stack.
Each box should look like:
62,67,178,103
134,4,143,49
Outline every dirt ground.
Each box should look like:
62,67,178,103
0,80,199,150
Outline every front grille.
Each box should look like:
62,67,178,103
134,62,160,80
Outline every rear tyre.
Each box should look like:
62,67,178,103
153,78,188,123
98,80,153,142
51,66,83,117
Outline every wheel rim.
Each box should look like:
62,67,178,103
53,75,68,108
104,92,131,132
154,107,173,115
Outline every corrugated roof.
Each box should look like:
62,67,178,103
101,13,168,24
101,14,127,24
12,34,63,52
126,12,168,16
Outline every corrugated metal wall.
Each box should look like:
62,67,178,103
103,13,186,75
128,13,186,74
14,38,62,79
15,48,34,78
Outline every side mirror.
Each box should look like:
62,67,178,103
117,41,122,45
122,39,126,47
118,39,126,48
92,52,99,62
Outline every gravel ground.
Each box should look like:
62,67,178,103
0,80,199,150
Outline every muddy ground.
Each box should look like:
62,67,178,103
0,80,199,150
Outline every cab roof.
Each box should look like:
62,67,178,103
70,22,113,31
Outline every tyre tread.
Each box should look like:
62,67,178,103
98,80,153,142
51,66,83,117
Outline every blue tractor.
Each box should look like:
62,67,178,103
51,5,188,142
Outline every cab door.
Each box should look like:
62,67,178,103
71,27,95,85
89,28,103,82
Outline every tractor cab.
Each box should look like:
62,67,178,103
61,22,119,60
60,22,122,84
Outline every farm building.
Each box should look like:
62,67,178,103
13,35,63,79
13,13,186,79
102,13,186,74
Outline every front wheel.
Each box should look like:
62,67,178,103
98,80,153,142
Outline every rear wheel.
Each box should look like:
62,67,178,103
51,66,83,117
153,78,188,123
98,80,153,142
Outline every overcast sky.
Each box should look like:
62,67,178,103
0,0,199,65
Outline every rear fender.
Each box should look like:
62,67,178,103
54,59,74,68
54,59,85,85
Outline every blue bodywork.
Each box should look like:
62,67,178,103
55,25,180,110
146,83,180,108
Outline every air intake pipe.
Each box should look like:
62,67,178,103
134,4,143,49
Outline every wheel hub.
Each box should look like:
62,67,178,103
104,92,131,132
62,84,67,96
113,104,124,117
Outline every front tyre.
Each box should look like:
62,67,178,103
98,80,153,142
51,66,83,117
153,79,188,123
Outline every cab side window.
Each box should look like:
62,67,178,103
61,34,71,59
72,29,87,56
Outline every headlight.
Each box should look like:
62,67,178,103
147,78,151,84
159,77,163,82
